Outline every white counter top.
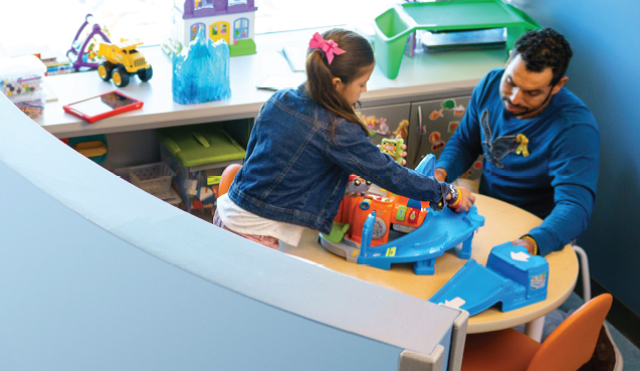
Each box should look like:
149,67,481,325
37,28,507,138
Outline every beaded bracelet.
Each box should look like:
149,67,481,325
449,185,462,208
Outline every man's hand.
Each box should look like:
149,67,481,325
449,186,475,213
511,238,536,255
435,168,447,182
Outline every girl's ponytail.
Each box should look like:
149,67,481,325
305,29,374,135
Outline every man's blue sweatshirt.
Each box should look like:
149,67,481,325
436,69,600,256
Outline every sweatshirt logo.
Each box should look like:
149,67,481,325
480,110,530,169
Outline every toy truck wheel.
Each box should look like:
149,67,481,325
137,66,153,82
112,66,130,88
98,62,113,81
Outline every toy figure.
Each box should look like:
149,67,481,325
392,120,409,139
377,118,391,136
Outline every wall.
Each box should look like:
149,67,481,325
0,94,462,370
508,0,640,315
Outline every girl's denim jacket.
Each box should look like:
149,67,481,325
228,85,449,234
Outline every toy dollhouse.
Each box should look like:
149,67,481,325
170,0,257,56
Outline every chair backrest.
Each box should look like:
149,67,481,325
527,294,613,371
218,164,242,197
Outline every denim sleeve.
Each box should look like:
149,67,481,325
528,124,600,256
435,74,487,182
326,121,450,204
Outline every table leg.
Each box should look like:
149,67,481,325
524,316,545,342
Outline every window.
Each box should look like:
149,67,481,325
254,0,399,34
194,0,213,10
192,23,206,40
234,18,249,39
0,0,400,59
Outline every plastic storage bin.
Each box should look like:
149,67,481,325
0,55,46,118
373,0,541,79
113,164,181,206
127,162,176,198
156,123,246,214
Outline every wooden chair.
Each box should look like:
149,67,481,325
461,294,613,371
218,163,242,197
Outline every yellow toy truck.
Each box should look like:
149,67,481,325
97,39,153,88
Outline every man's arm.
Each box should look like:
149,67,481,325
435,79,486,182
526,124,600,256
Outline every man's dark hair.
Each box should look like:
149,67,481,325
513,28,573,86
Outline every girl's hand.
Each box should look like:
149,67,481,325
435,168,447,182
400,143,407,166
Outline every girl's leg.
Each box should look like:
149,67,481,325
213,209,280,250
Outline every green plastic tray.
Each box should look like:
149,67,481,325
156,123,246,168
374,0,540,79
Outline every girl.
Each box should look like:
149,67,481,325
214,29,474,249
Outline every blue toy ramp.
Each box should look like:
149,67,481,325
357,206,485,275
429,243,549,316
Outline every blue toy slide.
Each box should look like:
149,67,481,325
358,206,484,274
429,242,549,316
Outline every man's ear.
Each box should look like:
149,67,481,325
551,76,569,95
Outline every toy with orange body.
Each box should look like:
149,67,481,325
320,154,485,275
337,193,430,248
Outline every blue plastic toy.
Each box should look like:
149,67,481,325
429,242,549,316
172,27,231,105
319,154,485,275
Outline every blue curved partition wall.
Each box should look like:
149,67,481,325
0,94,465,371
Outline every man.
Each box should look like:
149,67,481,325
435,28,600,256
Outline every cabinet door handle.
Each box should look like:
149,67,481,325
418,105,423,134
413,105,424,164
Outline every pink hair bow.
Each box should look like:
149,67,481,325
309,32,346,65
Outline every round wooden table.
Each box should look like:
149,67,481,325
280,194,579,338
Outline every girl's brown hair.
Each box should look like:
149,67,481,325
305,29,374,135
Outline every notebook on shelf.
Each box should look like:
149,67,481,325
421,28,506,53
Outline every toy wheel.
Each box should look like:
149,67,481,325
137,66,153,82
98,62,113,81
112,66,130,88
